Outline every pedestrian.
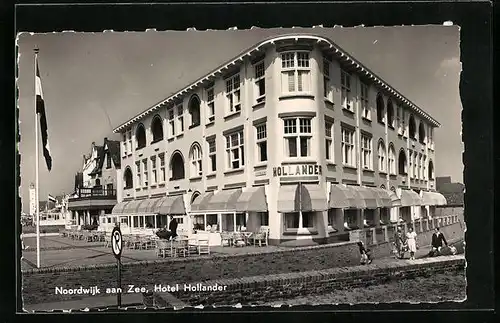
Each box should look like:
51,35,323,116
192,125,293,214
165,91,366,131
406,226,418,260
357,241,373,265
393,227,405,259
429,227,448,256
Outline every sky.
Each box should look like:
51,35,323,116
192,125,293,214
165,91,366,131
16,26,462,213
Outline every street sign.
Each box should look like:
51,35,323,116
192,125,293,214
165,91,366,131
111,227,123,260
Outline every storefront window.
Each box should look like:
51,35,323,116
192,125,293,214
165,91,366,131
259,212,269,226
364,209,375,226
380,208,390,224
193,215,205,231
327,209,338,232
284,211,315,230
206,214,219,231
344,209,358,229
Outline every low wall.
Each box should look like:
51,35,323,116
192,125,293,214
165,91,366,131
168,256,465,306
22,241,360,305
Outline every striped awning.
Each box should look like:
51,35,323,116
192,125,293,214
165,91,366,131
400,189,423,206
235,186,268,212
193,189,242,212
372,188,393,208
111,201,130,214
190,192,214,212
278,184,327,213
137,198,163,214
122,200,143,214
421,191,448,206
157,195,186,215
329,184,365,209
389,191,402,207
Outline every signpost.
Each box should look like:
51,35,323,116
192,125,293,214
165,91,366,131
111,226,123,308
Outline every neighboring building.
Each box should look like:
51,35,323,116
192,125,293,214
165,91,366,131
111,34,446,245
29,183,36,215
436,176,452,191
68,137,121,226
438,181,465,206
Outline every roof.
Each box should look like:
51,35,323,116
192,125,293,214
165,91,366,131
106,139,121,168
113,34,441,133
89,139,122,175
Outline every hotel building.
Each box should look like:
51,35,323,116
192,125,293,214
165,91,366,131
111,34,446,245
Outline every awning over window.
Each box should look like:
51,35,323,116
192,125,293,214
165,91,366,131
122,200,143,214
328,184,365,209
389,191,402,207
278,184,327,213
235,186,268,212
157,195,186,215
372,188,393,208
351,186,379,209
191,189,242,212
190,192,214,212
111,201,130,214
421,191,448,206
400,189,423,206
137,198,162,214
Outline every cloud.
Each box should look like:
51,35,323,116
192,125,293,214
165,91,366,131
435,56,461,77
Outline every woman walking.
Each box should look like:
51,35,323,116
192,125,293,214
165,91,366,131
393,227,406,259
406,226,418,260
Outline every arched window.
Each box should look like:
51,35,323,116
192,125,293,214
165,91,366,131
151,116,163,143
136,124,146,149
378,140,386,172
428,160,434,180
409,115,416,139
418,122,426,144
170,151,185,180
124,167,133,189
387,99,394,128
388,144,396,175
376,94,385,124
189,143,203,177
191,191,201,205
398,149,407,175
189,95,201,128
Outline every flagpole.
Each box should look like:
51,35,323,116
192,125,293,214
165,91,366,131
34,47,40,268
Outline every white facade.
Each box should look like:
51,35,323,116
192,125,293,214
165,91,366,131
112,34,442,245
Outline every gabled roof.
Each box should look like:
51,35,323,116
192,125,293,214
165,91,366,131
113,33,441,133
106,140,121,168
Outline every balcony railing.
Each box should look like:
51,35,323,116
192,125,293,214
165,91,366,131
70,186,116,200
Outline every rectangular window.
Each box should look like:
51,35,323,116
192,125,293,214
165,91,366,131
344,209,358,229
327,209,338,231
106,153,112,169
284,211,315,230
226,74,241,113
325,120,334,161
159,153,166,183
341,127,356,166
413,153,417,179
151,156,157,185
208,138,217,173
168,108,175,137
281,52,311,93
122,130,132,157
388,148,396,175
122,134,127,157
341,70,352,111
226,130,244,170
360,83,370,120
142,159,148,187
254,61,266,103
283,118,312,158
207,87,215,122
135,161,141,188
423,156,427,180
255,123,268,162
323,58,333,101
176,105,184,134
259,212,269,226
361,134,372,170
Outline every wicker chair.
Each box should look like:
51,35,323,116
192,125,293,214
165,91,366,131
189,233,210,255
251,226,270,247
220,231,233,247
104,234,112,248
155,239,170,258
232,232,246,247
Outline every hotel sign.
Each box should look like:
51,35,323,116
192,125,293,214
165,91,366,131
273,164,322,177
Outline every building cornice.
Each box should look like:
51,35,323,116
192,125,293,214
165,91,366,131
113,34,440,133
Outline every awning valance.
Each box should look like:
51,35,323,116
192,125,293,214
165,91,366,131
400,189,422,206
157,195,186,215
235,186,268,212
190,192,214,212
421,191,448,206
111,201,130,214
372,188,393,208
329,184,365,209
278,184,327,213
192,189,242,212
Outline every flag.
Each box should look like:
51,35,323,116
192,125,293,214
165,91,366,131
48,194,56,203
35,57,52,171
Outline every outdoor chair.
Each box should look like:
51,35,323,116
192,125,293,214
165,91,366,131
104,234,111,248
155,239,170,258
172,239,188,257
190,233,210,255
220,231,233,247
232,232,246,247
251,226,269,247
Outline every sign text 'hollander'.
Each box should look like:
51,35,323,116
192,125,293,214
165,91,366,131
272,164,322,177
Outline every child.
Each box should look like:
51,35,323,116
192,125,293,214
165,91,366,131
357,241,373,265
